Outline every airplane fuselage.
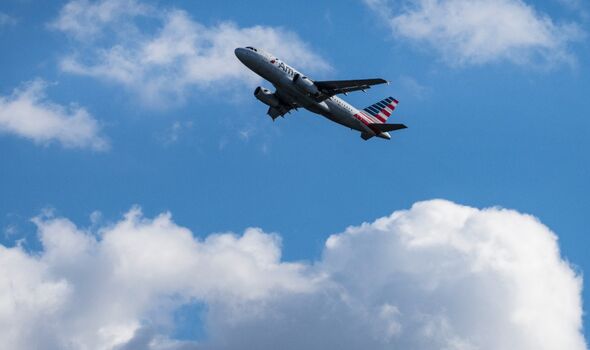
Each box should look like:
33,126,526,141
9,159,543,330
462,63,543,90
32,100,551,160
235,47,391,139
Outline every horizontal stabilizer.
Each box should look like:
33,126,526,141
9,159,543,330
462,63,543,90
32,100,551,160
369,123,407,132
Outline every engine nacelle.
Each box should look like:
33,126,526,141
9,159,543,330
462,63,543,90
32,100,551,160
293,74,320,96
254,86,280,108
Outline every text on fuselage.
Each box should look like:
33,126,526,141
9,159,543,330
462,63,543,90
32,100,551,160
277,61,294,77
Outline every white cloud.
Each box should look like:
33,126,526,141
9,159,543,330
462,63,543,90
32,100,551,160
366,0,583,66
0,80,109,150
0,207,313,350
52,1,330,107
49,0,151,40
317,200,586,350
0,200,586,349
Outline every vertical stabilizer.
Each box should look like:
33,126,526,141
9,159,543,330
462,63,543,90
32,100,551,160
362,97,398,123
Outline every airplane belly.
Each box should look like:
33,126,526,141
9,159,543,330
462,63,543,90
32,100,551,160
305,102,330,115
271,77,367,133
274,79,325,110
323,106,365,131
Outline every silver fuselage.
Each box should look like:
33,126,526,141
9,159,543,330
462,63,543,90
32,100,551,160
235,47,389,139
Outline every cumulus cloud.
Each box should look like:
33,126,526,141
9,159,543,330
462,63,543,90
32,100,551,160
0,200,586,349
0,207,313,350
366,0,583,66
51,0,330,107
0,80,109,150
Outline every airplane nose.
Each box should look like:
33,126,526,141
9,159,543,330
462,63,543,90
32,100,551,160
234,47,256,68
234,47,247,61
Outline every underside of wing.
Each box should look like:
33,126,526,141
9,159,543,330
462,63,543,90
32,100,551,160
265,88,298,119
369,123,407,132
314,78,388,97
267,105,293,119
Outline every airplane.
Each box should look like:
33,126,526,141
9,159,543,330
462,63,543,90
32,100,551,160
235,46,407,140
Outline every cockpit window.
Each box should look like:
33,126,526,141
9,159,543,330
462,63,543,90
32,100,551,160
245,46,257,52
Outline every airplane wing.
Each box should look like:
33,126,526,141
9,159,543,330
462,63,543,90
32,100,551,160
314,78,388,98
267,88,298,120
267,105,293,119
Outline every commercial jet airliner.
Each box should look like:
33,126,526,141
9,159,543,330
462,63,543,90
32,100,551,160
235,46,407,140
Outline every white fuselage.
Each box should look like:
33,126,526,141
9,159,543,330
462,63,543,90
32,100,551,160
235,47,389,139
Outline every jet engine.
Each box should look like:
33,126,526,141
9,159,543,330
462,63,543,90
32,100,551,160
293,74,320,96
254,86,280,108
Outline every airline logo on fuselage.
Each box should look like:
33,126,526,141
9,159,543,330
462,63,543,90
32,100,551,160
276,60,295,77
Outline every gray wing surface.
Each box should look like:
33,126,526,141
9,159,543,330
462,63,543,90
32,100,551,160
267,105,293,119
314,78,387,97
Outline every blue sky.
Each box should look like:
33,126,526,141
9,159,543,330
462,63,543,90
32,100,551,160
0,0,589,349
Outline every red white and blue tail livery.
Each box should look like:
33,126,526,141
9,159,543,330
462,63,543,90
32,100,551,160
235,46,407,140
364,97,398,123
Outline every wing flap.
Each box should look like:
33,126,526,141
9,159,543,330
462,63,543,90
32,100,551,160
266,88,298,119
267,105,293,119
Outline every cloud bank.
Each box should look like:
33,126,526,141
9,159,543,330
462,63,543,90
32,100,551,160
51,0,330,107
366,0,583,66
0,200,586,349
0,80,108,150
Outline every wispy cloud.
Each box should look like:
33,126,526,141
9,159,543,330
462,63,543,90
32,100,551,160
366,0,584,67
51,0,330,108
158,120,193,145
555,0,583,11
0,200,585,349
0,79,109,150
398,75,429,99
48,0,151,39
0,12,17,28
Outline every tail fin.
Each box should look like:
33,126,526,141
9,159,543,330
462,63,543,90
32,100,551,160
363,96,398,123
